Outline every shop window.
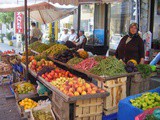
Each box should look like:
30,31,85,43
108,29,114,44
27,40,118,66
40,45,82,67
109,0,138,50
80,4,95,45
80,4,105,46
153,0,160,40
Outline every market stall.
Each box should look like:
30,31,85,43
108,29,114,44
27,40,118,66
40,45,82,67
5,41,156,119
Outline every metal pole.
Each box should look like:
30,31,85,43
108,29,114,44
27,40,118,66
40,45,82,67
28,8,30,44
25,0,28,81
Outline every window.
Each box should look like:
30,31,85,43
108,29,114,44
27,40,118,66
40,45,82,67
109,0,138,50
153,0,160,40
80,4,95,45
80,4,105,46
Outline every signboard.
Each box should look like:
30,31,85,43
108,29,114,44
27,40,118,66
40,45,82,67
15,12,24,34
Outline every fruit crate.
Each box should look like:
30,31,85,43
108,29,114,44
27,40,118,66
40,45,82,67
30,104,56,120
17,96,50,119
52,91,105,120
118,87,160,120
11,81,37,101
102,77,127,115
0,74,13,85
128,73,157,95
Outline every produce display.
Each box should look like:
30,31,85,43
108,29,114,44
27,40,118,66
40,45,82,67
90,56,126,76
2,49,15,55
137,64,152,78
44,44,68,57
19,98,38,110
41,68,74,82
34,54,48,61
67,57,83,66
77,49,88,59
130,92,160,110
37,66,56,76
54,50,79,63
51,77,105,97
125,60,138,73
15,82,35,94
0,62,11,73
21,55,34,63
74,57,98,71
29,59,56,72
23,49,34,56
29,41,50,53
93,56,106,62
32,109,54,120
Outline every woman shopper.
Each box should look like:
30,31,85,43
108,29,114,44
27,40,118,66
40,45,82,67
115,23,145,64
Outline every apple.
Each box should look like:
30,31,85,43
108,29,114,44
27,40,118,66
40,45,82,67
82,86,86,91
91,90,96,94
73,84,79,89
85,83,91,89
92,87,98,91
68,81,73,87
81,91,87,95
100,90,105,93
67,92,74,97
74,91,80,96
77,87,82,94
69,88,75,93
90,83,95,88
87,88,92,93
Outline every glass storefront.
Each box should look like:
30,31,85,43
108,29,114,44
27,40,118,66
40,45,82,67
80,4,105,46
109,0,139,50
80,4,95,45
153,0,160,40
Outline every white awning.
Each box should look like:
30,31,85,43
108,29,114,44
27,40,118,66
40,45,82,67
0,2,76,24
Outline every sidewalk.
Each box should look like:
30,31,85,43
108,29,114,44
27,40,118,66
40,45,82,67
0,43,22,120
0,85,21,120
0,43,22,53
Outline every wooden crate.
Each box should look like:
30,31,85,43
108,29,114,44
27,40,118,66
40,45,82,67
129,74,150,95
52,91,104,120
11,81,37,101
103,77,127,115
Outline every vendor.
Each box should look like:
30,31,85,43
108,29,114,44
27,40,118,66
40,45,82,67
65,30,87,49
30,22,43,44
115,23,144,64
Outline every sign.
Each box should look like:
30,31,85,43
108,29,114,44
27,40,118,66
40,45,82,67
15,12,24,34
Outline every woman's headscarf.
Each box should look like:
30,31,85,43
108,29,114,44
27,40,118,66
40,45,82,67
128,23,139,38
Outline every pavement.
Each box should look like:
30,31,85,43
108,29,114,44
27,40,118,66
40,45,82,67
0,43,22,53
0,85,21,120
0,43,21,120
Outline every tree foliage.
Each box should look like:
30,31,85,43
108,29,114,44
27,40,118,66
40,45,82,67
0,12,14,24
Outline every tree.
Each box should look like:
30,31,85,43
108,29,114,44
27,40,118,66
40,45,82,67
0,12,14,24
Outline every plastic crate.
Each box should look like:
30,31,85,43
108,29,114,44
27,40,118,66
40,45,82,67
17,64,23,73
12,64,18,71
117,87,160,120
102,113,117,120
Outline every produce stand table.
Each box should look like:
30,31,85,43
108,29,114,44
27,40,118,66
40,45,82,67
27,49,157,115
21,62,109,120
118,87,160,120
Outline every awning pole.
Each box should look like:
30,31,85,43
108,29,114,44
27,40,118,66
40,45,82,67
28,8,30,44
25,0,29,81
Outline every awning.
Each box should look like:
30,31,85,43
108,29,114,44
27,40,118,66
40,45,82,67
0,2,76,24
49,0,123,5
49,0,102,6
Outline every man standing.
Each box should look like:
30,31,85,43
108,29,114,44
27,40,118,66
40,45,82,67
68,28,77,42
30,22,43,44
57,28,70,44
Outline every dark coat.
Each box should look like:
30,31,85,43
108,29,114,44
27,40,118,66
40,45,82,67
115,35,145,63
